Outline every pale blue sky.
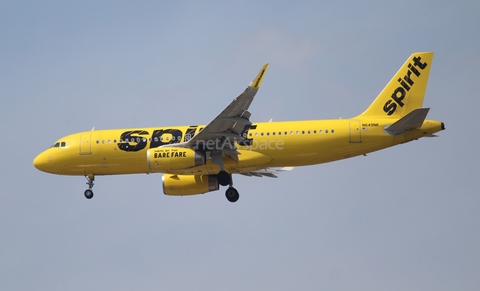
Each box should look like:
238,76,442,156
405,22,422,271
1,1,479,290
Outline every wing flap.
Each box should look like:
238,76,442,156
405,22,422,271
239,167,294,178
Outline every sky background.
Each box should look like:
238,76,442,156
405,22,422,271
1,1,479,290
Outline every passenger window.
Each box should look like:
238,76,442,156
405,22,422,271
326,130,329,133
331,129,335,133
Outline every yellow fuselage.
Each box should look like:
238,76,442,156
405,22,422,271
33,118,444,177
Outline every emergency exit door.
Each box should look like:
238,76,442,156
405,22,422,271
79,133,92,155
349,121,362,143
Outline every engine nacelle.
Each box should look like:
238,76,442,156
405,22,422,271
147,148,205,171
162,174,219,196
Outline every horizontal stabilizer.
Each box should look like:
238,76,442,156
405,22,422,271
384,108,430,135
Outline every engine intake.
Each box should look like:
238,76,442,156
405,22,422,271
162,174,219,196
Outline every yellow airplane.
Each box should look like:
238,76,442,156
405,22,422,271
33,52,444,202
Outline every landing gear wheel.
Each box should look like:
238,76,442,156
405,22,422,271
217,170,231,186
84,189,94,199
84,175,95,199
225,187,239,203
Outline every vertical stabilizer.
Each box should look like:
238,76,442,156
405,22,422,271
356,52,433,118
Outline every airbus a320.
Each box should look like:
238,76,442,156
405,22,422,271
33,52,445,202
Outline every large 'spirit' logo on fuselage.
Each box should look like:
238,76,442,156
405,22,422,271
117,124,254,152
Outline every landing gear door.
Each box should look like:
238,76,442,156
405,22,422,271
80,133,92,155
349,121,362,143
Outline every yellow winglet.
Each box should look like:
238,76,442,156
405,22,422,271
249,63,269,89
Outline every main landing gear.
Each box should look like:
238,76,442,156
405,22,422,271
84,175,94,199
225,187,239,203
217,170,240,203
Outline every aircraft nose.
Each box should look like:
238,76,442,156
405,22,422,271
33,152,49,172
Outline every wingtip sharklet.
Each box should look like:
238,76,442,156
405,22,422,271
249,63,269,89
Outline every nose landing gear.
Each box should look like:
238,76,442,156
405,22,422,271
84,175,94,199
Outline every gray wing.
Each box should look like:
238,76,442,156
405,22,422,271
238,167,294,178
163,64,268,163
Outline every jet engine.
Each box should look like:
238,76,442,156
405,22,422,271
162,174,219,196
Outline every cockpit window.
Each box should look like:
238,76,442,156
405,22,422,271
51,141,67,148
